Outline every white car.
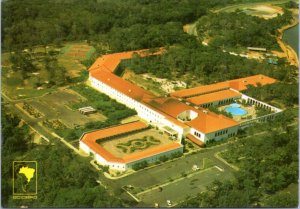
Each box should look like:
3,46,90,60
167,200,172,206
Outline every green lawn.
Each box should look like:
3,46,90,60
1,41,95,100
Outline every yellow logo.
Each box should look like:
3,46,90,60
13,161,37,199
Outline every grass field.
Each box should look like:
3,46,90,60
1,42,95,100
2,66,57,100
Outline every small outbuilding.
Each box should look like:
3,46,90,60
78,106,97,115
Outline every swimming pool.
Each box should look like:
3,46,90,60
225,103,248,116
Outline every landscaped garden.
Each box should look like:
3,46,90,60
116,136,161,154
99,128,173,158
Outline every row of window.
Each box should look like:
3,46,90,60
228,133,235,137
215,129,228,137
194,131,202,138
218,98,235,105
111,164,125,169
186,87,229,99
202,103,214,108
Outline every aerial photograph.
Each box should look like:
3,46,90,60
1,0,299,208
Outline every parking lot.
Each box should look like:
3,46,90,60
137,166,232,207
111,144,235,206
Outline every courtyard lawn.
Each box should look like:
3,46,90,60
99,129,172,158
116,136,161,154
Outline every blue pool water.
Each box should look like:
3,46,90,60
225,103,248,116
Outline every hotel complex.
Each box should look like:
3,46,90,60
79,49,282,170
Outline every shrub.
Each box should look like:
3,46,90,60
159,155,169,162
132,161,148,171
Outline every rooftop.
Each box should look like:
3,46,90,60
186,134,205,147
91,69,156,101
80,121,183,163
171,74,277,98
143,97,239,133
186,89,241,105
89,48,164,73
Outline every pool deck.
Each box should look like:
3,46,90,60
225,103,247,116
219,103,256,122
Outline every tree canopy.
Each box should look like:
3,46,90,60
180,109,298,208
1,105,126,208
2,0,233,51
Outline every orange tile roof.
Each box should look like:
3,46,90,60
186,89,241,105
171,74,277,98
91,69,156,101
80,121,183,164
186,134,205,147
143,97,193,118
186,109,239,133
89,48,165,72
122,143,183,163
81,121,148,143
81,121,148,163
143,97,239,134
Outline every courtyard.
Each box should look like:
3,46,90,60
99,129,175,158
218,100,274,122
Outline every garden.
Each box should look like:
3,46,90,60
116,136,161,154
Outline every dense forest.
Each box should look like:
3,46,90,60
126,40,297,85
180,108,298,208
196,10,293,49
1,105,127,207
2,0,233,52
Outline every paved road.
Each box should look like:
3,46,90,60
93,143,235,207
4,101,55,142
2,93,86,156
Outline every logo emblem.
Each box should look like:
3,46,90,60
13,161,37,199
